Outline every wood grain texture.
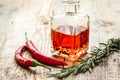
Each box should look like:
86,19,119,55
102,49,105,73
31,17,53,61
0,0,120,80
0,0,24,41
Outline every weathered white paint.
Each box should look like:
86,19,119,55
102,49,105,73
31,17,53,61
0,0,120,80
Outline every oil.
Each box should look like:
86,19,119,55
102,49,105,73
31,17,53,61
51,25,89,62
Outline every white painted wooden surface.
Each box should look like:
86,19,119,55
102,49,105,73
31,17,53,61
0,0,120,80
0,0,24,41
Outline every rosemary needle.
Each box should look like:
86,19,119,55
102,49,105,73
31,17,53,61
49,38,120,79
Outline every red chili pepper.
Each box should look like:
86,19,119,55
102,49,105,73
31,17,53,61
14,45,51,71
26,40,67,66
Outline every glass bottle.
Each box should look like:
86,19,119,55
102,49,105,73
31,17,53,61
51,0,90,62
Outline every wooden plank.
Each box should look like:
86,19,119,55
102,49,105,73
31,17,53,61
0,0,24,41
0,0,120,80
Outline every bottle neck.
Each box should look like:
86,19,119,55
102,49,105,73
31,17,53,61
65,4,79,16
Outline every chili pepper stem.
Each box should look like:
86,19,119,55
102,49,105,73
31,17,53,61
25,32,28,41
32,60,51,71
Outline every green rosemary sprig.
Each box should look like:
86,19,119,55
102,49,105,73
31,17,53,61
49,38,120,79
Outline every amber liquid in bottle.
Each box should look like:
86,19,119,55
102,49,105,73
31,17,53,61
51,25,89,62
51,0,89,63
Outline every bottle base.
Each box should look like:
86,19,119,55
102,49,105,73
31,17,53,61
52,45,88,67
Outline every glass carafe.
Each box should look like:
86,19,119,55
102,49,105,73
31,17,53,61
51,0,90,62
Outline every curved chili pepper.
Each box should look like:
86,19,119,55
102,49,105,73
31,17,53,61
14,45,51,71
26,40,67,66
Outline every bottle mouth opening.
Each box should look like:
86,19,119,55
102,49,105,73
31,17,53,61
62,0,80,4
